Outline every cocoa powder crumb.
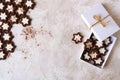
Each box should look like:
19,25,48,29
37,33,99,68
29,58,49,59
21,26,36,40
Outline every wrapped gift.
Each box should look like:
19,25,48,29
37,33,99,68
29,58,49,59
81,3,120,42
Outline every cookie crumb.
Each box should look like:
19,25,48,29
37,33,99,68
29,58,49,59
21,26,36,40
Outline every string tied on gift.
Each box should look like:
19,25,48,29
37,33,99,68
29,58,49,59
90,15,110,29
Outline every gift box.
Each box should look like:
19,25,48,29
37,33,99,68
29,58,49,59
81,3,120,42
80,33,117,68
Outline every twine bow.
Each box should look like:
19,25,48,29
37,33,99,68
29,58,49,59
90,15,110,29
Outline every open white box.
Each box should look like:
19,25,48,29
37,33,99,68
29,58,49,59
81,3,120,42
80,33,117,68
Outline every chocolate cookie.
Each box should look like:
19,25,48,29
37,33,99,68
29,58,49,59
103,37,112,47
95,40,104,48
84,39,93,49
94,57,104,66
72,32,83,44
1,31,14,42
20,15,31,26
3,41,16,53
98,47,108,56
89,49,99,59
82,50,91,61
1,22,12,31
0,11,8,21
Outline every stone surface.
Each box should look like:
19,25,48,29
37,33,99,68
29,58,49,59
0,0,120,80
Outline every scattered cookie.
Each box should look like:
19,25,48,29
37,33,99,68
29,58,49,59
103,37,112,47
99,47,108,56
72,32,83,44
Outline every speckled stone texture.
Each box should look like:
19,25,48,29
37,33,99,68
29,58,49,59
0,0,120,80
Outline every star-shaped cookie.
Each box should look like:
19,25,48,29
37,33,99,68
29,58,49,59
103,37,112,47
24,0,36,9
94,57,104,66
3,42,16,53
1,22,12,31
1,31,14,42
99,47,108,56
20,15,31,26
89,49,99,59
0,12,7,21
72,32,83,44
84,39,93,49
82,51,91,61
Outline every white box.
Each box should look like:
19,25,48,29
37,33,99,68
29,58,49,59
80,33,117,68
81,3,120,42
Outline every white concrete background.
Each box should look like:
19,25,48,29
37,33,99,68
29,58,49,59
0,0,120,80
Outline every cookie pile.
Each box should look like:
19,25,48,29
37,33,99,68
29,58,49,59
81,34,112,67
0,0,36,60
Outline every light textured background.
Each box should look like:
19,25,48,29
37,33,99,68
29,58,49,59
0,0,120,80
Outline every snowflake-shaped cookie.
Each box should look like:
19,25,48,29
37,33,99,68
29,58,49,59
94,57,104,66
84,39,93,49
0,12,7,21
5,4,14,14
82,51,91,61
72,32,83,44
95,40,104,48
3,42,16,53
1,22,12,31
89,49,99,59
8,14,18,24
16,6,26,16
20,15,31,26
99,47,108,56
103,37,112,47
1,31,14,42
24,0,36,9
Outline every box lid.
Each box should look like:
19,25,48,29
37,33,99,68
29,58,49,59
81,3,120,41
